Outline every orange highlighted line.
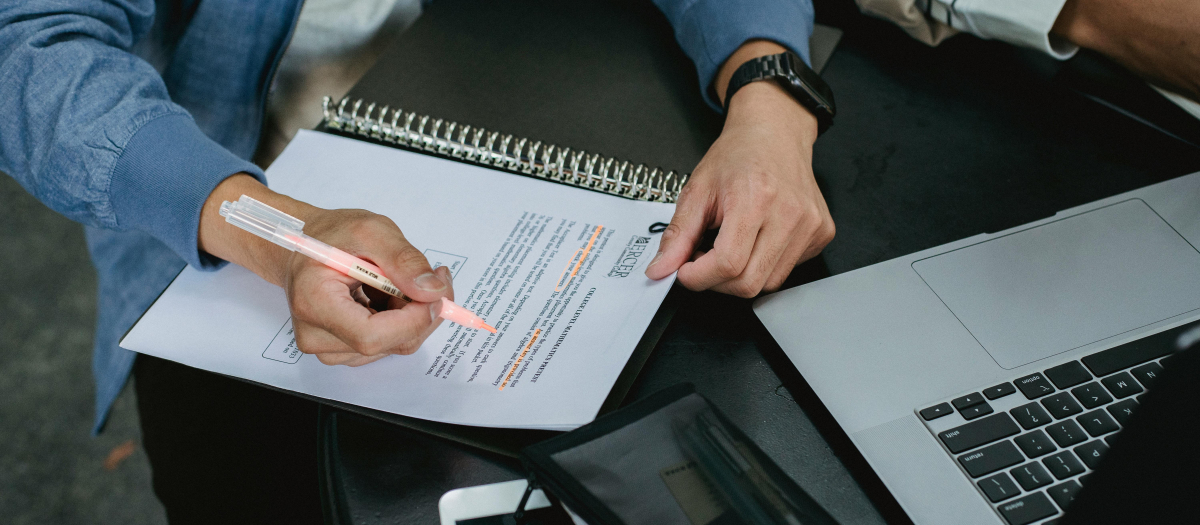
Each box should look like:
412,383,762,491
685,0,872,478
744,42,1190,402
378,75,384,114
555,225,604,292
499,328,542,391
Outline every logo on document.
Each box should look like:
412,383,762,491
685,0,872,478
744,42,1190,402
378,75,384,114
607,235,652,278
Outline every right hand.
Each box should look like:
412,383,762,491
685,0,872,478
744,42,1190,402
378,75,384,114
1053,0,1200,101
284,208,454,366
198,174,454,366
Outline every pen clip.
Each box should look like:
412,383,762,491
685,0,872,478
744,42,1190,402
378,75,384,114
228,195,305,231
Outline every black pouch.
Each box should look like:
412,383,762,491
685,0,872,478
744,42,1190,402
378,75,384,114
515,384,838,525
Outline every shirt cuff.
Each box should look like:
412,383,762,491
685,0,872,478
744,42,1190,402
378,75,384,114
108,113,266,270
662,0,815,112
953,0,1079,59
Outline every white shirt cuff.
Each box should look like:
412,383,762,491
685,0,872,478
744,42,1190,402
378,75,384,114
937,0,1079,59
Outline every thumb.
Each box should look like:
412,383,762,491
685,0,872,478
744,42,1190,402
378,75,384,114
645,184,710,280
371,234,451,303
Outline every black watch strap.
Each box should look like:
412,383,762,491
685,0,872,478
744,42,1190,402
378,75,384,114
723,52,836,135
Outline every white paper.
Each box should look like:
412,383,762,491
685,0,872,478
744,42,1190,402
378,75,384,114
121,130,676,430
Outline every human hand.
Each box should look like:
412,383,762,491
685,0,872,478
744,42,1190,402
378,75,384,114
199,175,453,366
282,209,453,365
644,41,834,298
1053,0,1200,101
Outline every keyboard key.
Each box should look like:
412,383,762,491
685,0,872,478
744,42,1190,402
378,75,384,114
1042,451,1086,479
1010,462,1053,490
984,382,1017,400
1047,480,1082,511
1106,398,1138,426
1101,372,1143,399
1046,420,1087,447
952,392,986,410
1044,361,1091,389
979,472,1021,503
1074,441,1109,469
1040,392,1083,419
939,413,1021,454
1130,362,1163,388
1014,430,1057,458
1011,403,1053,430
1070,382,1113,409
959,441,1024,477
960,402,994,420
1015,373,1056,399
1077,409,1120,437
920,402,953,421
998,492,1058,525
1082,340,1172,377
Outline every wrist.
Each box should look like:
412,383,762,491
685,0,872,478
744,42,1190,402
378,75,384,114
716,40,789,106
198,174,317,286
725,81,819,149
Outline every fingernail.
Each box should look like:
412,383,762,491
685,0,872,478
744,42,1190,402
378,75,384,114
429,302,441,322
415,272,446,292
437,265,453,286
647,251,663,269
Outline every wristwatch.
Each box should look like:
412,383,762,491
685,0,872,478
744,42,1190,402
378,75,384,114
723,51,836,135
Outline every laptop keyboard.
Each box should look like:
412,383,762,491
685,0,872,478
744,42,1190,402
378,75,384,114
917,320,1197,525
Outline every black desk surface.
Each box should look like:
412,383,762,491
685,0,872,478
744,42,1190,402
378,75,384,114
319,1,1200,524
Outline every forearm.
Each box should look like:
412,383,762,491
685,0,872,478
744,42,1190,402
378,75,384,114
198,175,313,287
0,0,179,221
0,1,265,270
653,0,815,111
1051,0,1200,99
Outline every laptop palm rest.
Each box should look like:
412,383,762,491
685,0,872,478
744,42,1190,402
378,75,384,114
912,198,1200,370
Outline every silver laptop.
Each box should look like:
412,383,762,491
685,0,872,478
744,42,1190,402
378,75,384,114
753,171,1200,525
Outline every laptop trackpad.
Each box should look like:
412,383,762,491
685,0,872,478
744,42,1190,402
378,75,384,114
912,199,1200,369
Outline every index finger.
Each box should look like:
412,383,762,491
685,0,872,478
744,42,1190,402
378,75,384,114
342,216,453,303
302,275,440,356
676,206,763,291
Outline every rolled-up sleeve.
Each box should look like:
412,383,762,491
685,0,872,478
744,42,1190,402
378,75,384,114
0,1,264,270
653,0,816,111
927,0,1078,59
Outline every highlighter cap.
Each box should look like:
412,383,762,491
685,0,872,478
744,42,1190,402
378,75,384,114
219,195,305,251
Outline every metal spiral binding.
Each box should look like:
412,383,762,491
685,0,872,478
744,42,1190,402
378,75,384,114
321,96,687,203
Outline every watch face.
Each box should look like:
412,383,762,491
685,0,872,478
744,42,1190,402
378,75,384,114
786,52,806,75
786,53,835,115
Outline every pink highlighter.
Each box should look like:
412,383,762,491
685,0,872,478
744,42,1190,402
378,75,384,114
220,195,496,333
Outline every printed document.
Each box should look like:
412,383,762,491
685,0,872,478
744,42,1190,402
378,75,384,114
121,130,676,430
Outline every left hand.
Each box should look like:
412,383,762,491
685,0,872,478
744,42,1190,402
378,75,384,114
645,42,834,297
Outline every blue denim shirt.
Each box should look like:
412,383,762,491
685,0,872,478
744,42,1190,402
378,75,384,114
0,0,813,434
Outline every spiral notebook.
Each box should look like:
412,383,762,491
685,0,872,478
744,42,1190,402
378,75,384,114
317,96,690,202
121,97,684,435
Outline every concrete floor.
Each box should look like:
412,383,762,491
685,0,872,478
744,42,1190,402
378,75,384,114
1,174,167,524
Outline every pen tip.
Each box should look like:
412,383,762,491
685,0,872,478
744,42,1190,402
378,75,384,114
482,323,497,333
